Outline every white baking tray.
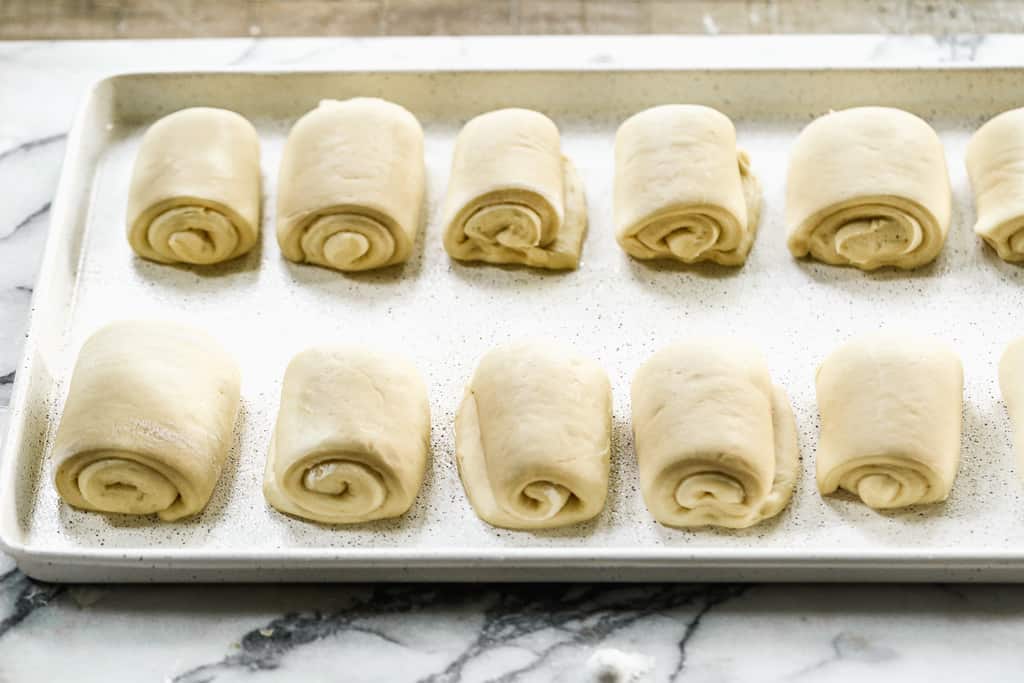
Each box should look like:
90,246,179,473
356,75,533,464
3,63,1024,582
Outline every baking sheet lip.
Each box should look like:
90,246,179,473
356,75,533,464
0,75,108,556
5,543,1024,569
97,63,1024,82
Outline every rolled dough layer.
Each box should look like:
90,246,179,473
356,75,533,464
631,339,798,529
815,333,963,508
455,341,611,529
264,346,431,524
53,321,241,521
615,105,761,266
442,108,587,269
277,98,425,272
786,107,951,270
127,107,261,265
966,107,1024,262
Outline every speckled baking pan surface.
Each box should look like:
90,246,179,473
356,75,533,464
3,67,1024,582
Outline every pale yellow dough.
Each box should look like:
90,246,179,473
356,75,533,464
264,346,430,524
631,339,798,529
277,98,425,272
786,107,951,270
615,105,761,266
127,107,261,265
999,338,1024,477
442,108,587,269
815,334,963,508
455,341,611,529
52,321,241,521
966,108,1024,262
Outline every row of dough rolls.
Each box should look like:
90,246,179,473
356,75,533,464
734,104,1024,269
126,102,754,271
129,102,1024,272
455,340,800,530
50,325,799,529
51,321,431,524
127,102,1024,271
55,323,1023,526
127,98,427,272
467,334,965,524
452,339,798,530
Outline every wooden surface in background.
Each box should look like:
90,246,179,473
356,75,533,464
2,0,1021,39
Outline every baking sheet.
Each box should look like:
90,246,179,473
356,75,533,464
3,67,1024,582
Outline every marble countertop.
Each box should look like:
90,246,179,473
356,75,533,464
3,35,1024,682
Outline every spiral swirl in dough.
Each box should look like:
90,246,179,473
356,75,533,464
52,321,241,521
126,107,261,265
455,341,611,529
615,105,761,266
815,333,963,509
631,339,799,529
263,347,430,524
442,109,587,270
786,107,951,270
967,107,1024,262
276,98,425,273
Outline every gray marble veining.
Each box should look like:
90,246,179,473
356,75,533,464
2,568,1024,681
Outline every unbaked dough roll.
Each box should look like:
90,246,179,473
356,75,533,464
264,346,430,524
786,107,951,270
631,340,799,528
127,107,261,265
442,109,587,269
615,105,761,266
816,334,963,508
967,108,1024,262
455,341,611,529
52,321,241,521
999,338,1024,477
277,98,425,272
